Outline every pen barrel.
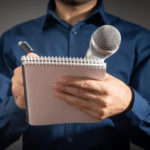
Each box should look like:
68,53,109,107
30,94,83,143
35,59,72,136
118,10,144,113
19,41,34,54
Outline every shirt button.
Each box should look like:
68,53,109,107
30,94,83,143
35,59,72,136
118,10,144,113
67,137,73,143
72,30,77,35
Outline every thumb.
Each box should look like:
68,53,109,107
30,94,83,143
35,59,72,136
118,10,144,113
27,52,39,57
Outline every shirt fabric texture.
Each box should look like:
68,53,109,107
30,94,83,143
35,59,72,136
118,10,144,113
0,0,150,150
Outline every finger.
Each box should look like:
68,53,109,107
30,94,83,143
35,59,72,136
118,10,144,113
55,90,94,110
55,91,102,120
53,83,106,105
12,70,26,110
12,67,23,86
79,107,102,120
12,84,26,110
55,90,103,114
12,83,24,99
15,96,26,109
27,52,39,57
12,75,23,86
75,105,102,120
58,76,104,92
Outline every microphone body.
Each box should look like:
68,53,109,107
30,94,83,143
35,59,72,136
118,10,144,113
85,25,121,61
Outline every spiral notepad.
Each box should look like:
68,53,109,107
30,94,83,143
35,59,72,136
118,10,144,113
21,56,106,125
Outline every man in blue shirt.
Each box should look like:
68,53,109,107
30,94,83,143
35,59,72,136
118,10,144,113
0,0,150,149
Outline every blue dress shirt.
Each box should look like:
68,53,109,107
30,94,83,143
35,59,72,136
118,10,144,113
0,0,150,150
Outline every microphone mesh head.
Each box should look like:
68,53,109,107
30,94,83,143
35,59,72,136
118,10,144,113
91,25,121,56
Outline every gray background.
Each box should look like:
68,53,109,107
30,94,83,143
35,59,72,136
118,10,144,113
0,0,149,149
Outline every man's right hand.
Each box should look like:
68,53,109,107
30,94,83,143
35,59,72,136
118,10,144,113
11,53,38,109
12,66,25,109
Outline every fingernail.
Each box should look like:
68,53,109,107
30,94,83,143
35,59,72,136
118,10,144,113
55,91,60,97
52,83,58,89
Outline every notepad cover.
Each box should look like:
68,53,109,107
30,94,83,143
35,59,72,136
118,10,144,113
22,56,106,125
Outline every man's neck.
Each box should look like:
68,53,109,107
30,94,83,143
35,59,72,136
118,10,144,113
55,0,97,26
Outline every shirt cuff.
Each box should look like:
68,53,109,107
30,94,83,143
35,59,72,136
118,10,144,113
111,88,150,128
110,88,150,148
129,88,150,120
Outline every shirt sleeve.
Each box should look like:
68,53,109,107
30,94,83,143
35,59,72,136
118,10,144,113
0,34,28,149
111,28,150,149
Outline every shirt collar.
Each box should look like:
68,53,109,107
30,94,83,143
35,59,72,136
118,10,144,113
43,0,115,29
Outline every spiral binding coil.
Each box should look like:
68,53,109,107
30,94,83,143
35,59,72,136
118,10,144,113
21,56,106,69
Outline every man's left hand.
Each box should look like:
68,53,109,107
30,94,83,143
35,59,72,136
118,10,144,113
53,73,133,120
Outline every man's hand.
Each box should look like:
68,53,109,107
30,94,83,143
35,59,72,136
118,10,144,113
53,73,133,120
12,66,25,109
11,53,38,109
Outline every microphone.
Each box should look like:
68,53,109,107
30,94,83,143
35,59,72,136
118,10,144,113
85,25,121,61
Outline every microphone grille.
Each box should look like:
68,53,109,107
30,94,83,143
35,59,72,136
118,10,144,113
92,25,121,52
